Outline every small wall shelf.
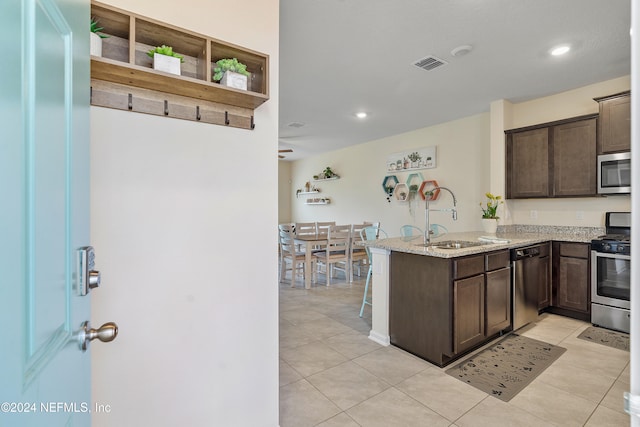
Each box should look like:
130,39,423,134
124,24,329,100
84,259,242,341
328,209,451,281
313,176,340,182
297,190,319,196
382,175,399,193
90,0,269,130
394,183,410,202
419,180,440,201
305,198,330,205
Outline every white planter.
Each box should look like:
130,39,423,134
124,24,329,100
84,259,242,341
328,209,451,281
220,71,248,91
481,218,498,234
90,32,102,57
153,53,181,76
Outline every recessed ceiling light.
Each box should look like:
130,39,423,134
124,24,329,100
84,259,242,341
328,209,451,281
356,112,368,119
550,45,571,56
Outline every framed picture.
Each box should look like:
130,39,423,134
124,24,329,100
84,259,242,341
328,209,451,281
387,146,436,172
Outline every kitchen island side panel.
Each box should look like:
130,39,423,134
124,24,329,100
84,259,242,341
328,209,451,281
389,251,453,366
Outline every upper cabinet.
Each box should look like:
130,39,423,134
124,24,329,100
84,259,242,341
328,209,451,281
595,91,631,154
90,1,269,129
505,115,597,199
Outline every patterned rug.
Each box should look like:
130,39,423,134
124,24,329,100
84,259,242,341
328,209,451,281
445,334,566,402
577,326,629,352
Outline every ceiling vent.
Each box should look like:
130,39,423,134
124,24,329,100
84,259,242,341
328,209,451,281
413,55,448,71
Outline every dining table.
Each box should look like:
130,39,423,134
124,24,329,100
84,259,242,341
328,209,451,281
292,234,328,289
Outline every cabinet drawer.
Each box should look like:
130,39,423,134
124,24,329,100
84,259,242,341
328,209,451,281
485,250,510,271
453,255,485,279
558,242,589,259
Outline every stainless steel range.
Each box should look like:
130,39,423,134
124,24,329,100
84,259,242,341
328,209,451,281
591,212,631,333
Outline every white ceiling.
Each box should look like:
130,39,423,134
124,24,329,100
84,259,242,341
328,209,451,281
278,0,631,161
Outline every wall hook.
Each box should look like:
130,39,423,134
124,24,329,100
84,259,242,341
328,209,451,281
164,100,169,116
196,106,201,121
250,115,255,130
90,86,93,103
225,111,230,125
128,94,133,110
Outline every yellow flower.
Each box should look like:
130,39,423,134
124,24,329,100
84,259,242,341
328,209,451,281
480,192,503,219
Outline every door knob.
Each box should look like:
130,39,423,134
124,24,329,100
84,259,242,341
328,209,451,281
79,321,118,351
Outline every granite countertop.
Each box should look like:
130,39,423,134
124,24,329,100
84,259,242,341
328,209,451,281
362,226,603,259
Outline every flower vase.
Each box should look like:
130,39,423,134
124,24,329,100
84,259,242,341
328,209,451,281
153,53,181,76
220,71,248,90
481,218,498,234
90,32,102,57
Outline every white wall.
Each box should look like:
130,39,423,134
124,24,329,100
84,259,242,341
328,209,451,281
278,160,292,224
290,113,490,236
90,1,279,426
285,77,631,232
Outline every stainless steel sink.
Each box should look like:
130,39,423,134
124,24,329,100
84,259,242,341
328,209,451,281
416,240,486,249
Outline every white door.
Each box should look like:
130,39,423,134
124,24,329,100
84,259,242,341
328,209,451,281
0,0,113,425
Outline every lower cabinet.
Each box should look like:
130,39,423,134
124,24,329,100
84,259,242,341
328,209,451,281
538,252,551,310
453,274,485,354
390,249,511,367
550,242,591,320
485,267,512,336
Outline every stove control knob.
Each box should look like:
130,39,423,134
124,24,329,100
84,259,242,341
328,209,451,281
603,243,611,252
618,245,626,252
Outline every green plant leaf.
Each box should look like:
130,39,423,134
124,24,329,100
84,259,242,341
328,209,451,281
147,45,185,63
212,58,250,81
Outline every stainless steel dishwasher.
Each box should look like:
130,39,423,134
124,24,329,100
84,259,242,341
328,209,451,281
511,245,542,330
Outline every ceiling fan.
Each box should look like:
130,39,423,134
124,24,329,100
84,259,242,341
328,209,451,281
278,148,293,159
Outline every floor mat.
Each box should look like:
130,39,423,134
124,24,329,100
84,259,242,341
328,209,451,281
577,326,629,352
445,334,566,402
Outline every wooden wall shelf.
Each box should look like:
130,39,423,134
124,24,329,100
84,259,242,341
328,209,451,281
91,1,269,129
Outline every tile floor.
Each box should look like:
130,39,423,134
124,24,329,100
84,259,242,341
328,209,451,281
279,275,631,426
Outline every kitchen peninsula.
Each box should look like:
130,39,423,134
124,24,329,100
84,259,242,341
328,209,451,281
362,228,601,367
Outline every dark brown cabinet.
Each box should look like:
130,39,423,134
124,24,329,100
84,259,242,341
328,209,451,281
453,274,485,354
538,249,551,310
553,119,597,196
595,91,631,154
551,242,591,320
485,251,512,337
505,115,598,199
506,128,549,198
390,249,511,367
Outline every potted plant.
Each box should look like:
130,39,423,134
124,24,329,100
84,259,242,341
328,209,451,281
409,184,419,198
322,166,338,179
385,184,395,203
90,18,109,57
408,152,421,168
147,45,184,76
480,192,503,234
213,58,250,91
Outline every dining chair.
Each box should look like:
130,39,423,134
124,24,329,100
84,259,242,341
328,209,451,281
400,224,423,241
315,221,336,237
430,223,448,238
359,226,388,317
294,221,318,252
313,224,351,286
313,221,336,264
278,223,295,268
349,222,372,281
294,222,317,237
279,229,312,287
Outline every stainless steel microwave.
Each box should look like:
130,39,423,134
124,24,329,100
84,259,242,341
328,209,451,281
598,152,630,194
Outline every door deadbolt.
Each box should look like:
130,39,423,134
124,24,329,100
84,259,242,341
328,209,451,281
78,246,100,296
78,321,118,351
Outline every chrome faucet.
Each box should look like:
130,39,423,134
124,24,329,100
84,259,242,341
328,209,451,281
424,186,457,245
